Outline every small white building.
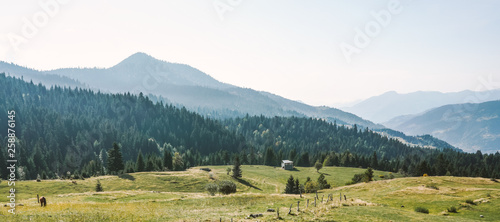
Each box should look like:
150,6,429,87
281,160,294,170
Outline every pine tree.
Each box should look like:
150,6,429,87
317,173,331,189
95,180,103,192
232,156,242,178
294,178,301,194
107,142,124,174
371,151,378,169
364,167,374,182
136,151,145,172
163,150,173,171
145,155,155,171
264,147,276,166
285,175,295,194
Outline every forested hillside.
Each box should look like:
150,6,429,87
0,74,245,179
224,116,500,178
1,74,499,181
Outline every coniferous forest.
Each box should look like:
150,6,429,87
1,73,499,180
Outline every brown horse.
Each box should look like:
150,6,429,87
40,196,47,207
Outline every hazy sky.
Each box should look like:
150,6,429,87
1,0,499,106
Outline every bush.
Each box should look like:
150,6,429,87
388,173,395,179
304,181,317,193
414,207,429,214
205,183,218,196
447,206,458,213
218,180,237,195
465,199,475,205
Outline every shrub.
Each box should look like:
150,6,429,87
465,199,475,205
218,180,237,195
414,207,429,214
205,183,218,196
388,172,394,179
304,181,317,193
447,206,458,213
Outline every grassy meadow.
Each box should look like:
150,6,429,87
0,165,499,221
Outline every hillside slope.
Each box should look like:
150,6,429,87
1,167,499,221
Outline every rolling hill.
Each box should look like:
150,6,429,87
1,166,499,221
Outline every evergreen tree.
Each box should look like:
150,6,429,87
145,155,155,171
136,151,145,172
285,175,295,194
294,178,301,194
264,147,276,166
232,156,242,178
107,142,124,174
364,167,374,182
173,152,184,171
317,173,331,189
371,151,378,169
163,150,173,171
95,180,103,192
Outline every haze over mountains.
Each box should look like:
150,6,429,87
385,100,500,153
2,52,381,129
344,90,500,124
3,52,498,153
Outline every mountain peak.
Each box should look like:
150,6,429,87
118,52,160,66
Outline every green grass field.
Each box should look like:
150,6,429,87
1,166,499,221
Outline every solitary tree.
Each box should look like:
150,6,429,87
107,142,124,174
315,160,323,172
95,180,103,192
232,156,242,178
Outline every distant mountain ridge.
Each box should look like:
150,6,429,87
343,90,500,124
0,61,84,88
0,52,460,151
385,100,500,153
5,52,382,128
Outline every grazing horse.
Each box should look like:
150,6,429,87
40,196,47,207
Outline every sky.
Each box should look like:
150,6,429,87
1,0,499,107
